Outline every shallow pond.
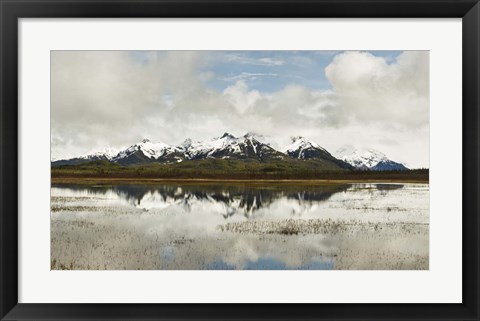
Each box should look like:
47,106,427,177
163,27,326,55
51,182,429,270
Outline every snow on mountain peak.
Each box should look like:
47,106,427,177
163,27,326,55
243,132,272,145
185,133,242,159
281,136,330,159
181,132,284,160
284,136,324,153
79,147,120,161
335,146,390,169
115,139,178,160
180,138,193,150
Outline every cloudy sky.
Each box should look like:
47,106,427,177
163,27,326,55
51,50,429,168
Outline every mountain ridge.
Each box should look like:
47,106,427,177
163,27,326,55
335,145,408,171
52,133,408,171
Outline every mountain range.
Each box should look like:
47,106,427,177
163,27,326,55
52,133,408,171
335,145,408,171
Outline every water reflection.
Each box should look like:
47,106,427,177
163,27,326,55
52,183,359,218
51,182,429,270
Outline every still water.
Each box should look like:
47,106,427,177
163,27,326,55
51,182,429,270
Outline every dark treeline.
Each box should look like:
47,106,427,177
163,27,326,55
51,160,429,182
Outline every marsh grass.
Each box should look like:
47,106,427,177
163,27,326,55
51,215,429,270
51,205,107,212
217,218,427,235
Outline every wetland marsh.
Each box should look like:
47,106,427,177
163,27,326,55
51,182,429,270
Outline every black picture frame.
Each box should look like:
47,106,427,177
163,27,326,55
1,0,479,320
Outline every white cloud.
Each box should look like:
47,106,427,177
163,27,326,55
51,51,207,155
224,53,285,66
257,57,284,66
51,51,429,168
325,51,429,128
222,72,278,82
222,80,262,114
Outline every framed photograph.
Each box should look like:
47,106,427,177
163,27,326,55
1,0,479,320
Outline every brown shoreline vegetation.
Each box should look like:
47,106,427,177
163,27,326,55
52,177,428,185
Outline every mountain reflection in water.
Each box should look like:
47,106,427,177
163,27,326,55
52,183,405,218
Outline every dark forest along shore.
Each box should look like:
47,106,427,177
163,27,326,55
51,182,429,270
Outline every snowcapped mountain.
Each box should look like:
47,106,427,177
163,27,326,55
112,139,183,165
335,146,408,171
52,139,183,166
243,132,278,148
283,136,328,159
115,139,176,160
81,147,119,161
51,147,120,166
51,133,285,166
283,137,352,169
52,134,406,172
182,132,285,161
